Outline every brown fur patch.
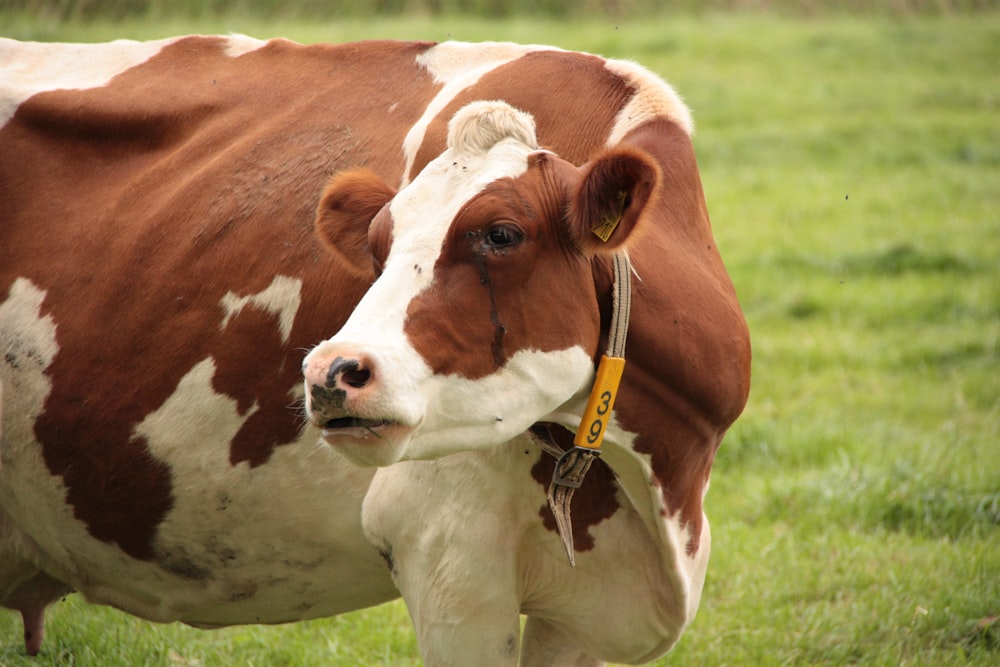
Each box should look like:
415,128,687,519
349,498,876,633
529,423,620,553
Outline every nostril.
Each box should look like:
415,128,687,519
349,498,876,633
342,367,371,389
324,356,373,390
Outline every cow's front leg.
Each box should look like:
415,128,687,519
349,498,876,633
403,568,521,667
521,616,604,667
362,455,526,667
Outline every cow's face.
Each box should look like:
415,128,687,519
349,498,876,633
303,101,660,465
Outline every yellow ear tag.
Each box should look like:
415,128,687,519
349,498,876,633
573,354,626,451
591,190,628,242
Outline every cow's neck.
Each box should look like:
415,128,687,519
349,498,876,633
537,253,633,565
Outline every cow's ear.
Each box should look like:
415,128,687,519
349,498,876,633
315,169,396,277
567,147,660,255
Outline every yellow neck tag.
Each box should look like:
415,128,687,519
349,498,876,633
591,190,628,242
573,354,626,451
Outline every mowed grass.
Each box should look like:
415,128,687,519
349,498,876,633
2,10,998,666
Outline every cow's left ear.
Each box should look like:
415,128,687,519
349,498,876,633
315,168,397,277
567,147,661,255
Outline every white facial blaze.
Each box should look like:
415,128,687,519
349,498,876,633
333,101,543,365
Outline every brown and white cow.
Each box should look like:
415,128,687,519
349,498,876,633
1,35,749,665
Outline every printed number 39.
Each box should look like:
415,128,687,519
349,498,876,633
586,390,614,444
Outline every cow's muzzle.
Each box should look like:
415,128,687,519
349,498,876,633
303,352,409,436
303,355,373,425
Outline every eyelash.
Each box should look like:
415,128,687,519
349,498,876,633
482,223,523,250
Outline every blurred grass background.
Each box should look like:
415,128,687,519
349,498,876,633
3,0,999,21
1,2,998,665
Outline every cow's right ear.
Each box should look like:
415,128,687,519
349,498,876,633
315,169,396,278
566,147,661,256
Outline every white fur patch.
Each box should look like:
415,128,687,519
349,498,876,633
394,101,538,242
599,435,710,627
362,433,702,664
0,37,176,127
417,41,556,86
541,404,710,638
406,346,594,460
220,274,302,344
135,358,254,465
0,279,59,466
222,34,270,58
401,41,556,186
603,58,694,144
446,99,539,155
131,356,388,623
0,35,270,128
0,278,81,581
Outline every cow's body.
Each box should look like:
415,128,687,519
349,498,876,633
1,36,749,665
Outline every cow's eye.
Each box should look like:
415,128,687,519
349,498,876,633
483,223,523,249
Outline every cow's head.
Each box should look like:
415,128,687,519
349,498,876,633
303,101,661,465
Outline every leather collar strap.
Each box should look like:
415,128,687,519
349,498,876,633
547,252,632,566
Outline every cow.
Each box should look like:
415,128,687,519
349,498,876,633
0,35,750,665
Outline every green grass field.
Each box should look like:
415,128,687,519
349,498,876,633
2,8,998,666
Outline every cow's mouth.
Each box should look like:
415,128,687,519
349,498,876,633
318,416,413,466
323,417,413,466
322,417,396,432
320,417,408,445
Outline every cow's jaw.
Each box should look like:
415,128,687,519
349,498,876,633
306,344,594,466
